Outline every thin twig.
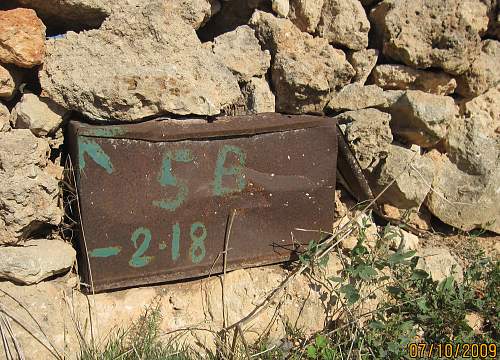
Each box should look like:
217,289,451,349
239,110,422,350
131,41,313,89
222,209,237,332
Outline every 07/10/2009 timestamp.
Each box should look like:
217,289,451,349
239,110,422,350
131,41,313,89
407,342,497,358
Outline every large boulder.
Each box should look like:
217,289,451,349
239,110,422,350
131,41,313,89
425,144,499,233
317,0,370,50
0,8,46,68
370,64,457,95
348,49,379,85
12,0,220,30
0,130,63,244
446,87,499,176
336,108,393,171
211,25,271,82
370,0,488,75
388,90,458,147
456,39,500,98
250,10,354,114
39,1,241,121
288,0,324,33
11,93,67,137
327,84,387,112
0,239,75,285
370,145,435,209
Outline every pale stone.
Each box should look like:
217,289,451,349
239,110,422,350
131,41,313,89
0,65,22,99
13,0,220,30
465,312,484,334
241,77,276,113
250,10,354,114
348,49,379,84
39,1,241,121
11,93,66,137
388,90,458,147
272,0,290,17
0,130,62,244
384,225,419,252
336,108,393,171
327,84,387,112
425,151,499,234
416,247,464,283
212,25,271,81
371,64,457,95
370,145,435,210
317,0,370,50
339,213,378,250
0,103,10,132
425,88,500,233
457,39,500,98
370,0,486,75
288,0,324,33
446,87,499,177
0,8,46,68
0,239,75,285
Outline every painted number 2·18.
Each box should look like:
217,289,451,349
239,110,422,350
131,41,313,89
90,222,208,267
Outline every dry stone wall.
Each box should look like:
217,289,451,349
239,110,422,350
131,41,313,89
0,0,498,355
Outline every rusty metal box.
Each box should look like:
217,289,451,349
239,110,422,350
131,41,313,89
67,114,337,293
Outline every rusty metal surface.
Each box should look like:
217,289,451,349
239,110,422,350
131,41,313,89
67,114,337,293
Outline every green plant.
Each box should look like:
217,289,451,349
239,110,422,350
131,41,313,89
79,303,197,360
306,335,338,359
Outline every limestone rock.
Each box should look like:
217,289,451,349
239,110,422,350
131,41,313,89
371,64,457,95
250,10,354,113
0,65,22,100
288,0,324,33
327,84,386,112
385,226,419,252
416,247,463,283
0,239,75,285
0,130,62,244
13,0,220,30
0,103,10,132
212,25,271,81
272,0,290,17
388,90,458,147
317,0,370,50
457,39,500,98
424,88,499,233
39,1,241,121
11,93,66,137
379,89,404,108
241,77,276,113
12,0,110,28
381,204,432,231
370,145,434,209
339,213,379,250
0,8,46,68
164,0,222,30
0,259,344,359
446,87,499,176
348,49,379,84
424,151,499,233
337,108,393,171
370,0,486,75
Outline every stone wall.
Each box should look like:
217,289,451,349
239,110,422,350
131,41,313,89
0,0,499,357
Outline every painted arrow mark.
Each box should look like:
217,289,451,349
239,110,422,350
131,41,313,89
79,137,114,174
89,246,122,258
